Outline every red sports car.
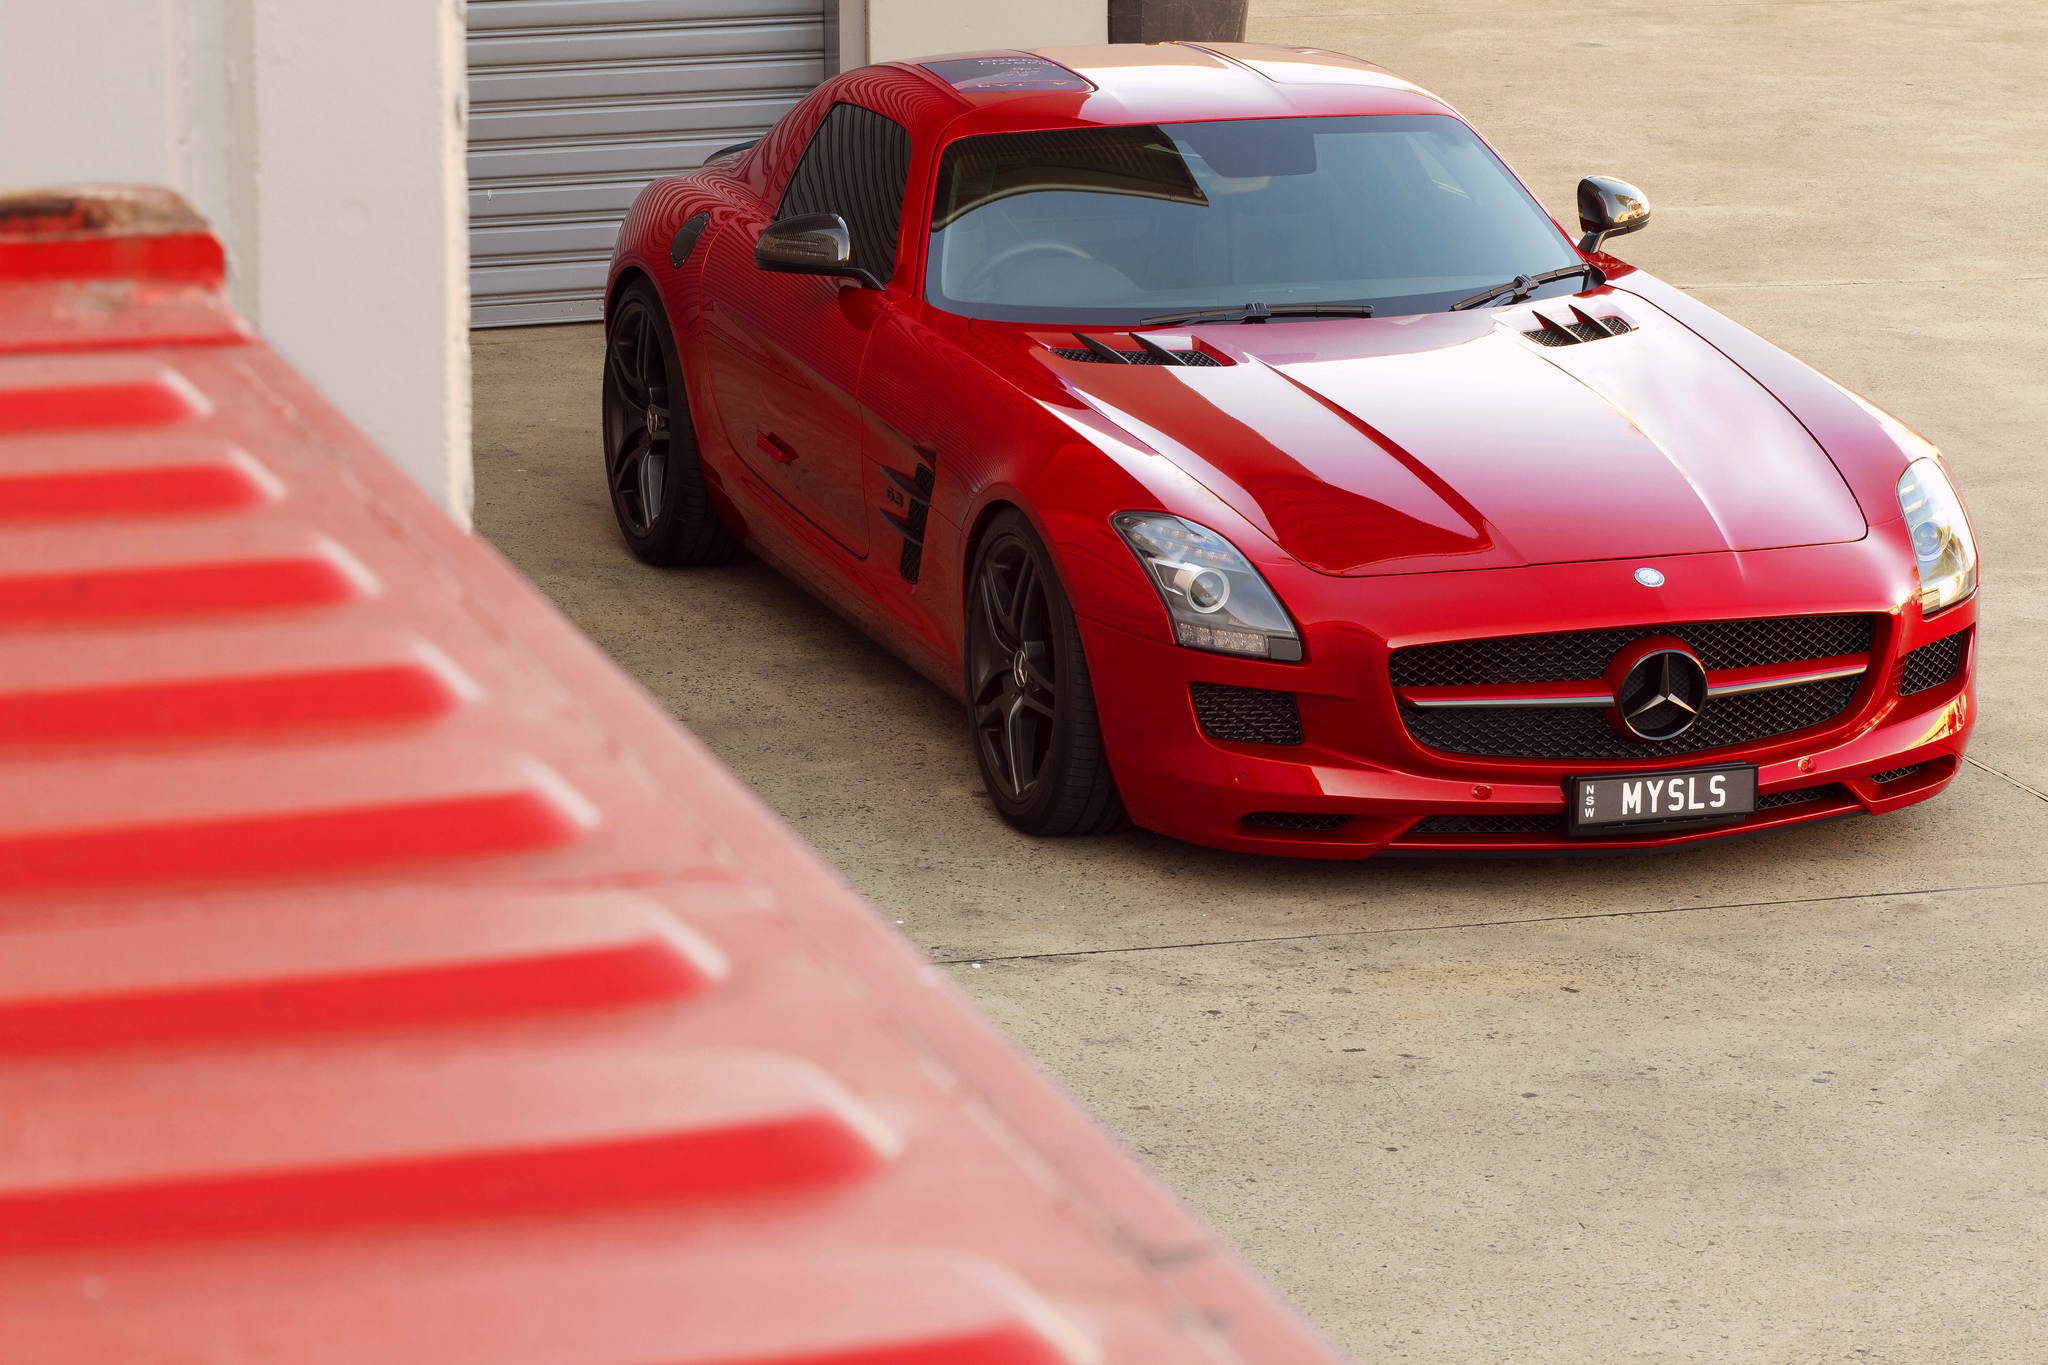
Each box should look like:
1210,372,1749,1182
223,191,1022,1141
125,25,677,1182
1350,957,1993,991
600,42,1977,859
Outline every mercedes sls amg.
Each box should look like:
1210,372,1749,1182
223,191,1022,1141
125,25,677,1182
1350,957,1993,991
599,42,1977,858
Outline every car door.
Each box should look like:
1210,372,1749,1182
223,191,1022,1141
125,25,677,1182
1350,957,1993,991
700,102,912,559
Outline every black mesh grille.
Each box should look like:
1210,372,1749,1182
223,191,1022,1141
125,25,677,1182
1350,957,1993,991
1391,615,1876,688
1522,317,1635,347
1050,347,1221,367
1900,629,1968,696
1408,812,1559,835
1244,811,1351,831
1869,765,1922,784
1402,675,1861,760
1757,783,1847,809
1191,682,1303,745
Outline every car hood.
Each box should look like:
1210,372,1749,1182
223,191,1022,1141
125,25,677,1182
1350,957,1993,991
1055,292,1868,576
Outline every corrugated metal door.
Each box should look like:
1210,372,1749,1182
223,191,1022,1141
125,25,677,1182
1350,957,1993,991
467,1,827,328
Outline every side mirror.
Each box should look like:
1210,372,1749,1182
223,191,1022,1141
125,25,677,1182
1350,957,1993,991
754,212,884,289
1577,176,1650,255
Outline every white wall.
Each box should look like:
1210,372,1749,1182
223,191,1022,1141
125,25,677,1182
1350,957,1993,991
836,0,1107,69
0,0,472,524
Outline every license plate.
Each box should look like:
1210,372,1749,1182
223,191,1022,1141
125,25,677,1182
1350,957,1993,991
1568,763,1757,835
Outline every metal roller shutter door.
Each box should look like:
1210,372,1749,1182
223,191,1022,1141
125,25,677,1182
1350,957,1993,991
467,0,826,328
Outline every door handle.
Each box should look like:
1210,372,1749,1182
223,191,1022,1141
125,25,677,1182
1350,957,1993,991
756,431,798,464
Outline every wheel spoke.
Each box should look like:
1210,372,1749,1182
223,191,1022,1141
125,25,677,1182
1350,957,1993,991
646,383,671,448
979,571,1018,653
1018,641,1055,696
610,318,647,406
611,429,646,495
970,656,1012,708
639,447,665,522
1003,694,1030,796
1005,556,1038,641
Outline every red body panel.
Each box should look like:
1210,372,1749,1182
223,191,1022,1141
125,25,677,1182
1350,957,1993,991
3,188,1350,1365
606,42,1975,859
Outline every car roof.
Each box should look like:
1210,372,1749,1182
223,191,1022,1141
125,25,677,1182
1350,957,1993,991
895,41,1457,132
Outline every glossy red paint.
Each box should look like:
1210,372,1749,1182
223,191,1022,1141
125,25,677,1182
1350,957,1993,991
607,41,1976,859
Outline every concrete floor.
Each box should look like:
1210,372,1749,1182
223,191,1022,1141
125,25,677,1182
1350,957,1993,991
472,4,2047,1359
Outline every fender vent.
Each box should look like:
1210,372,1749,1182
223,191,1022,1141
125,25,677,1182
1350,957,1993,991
1522,308,1635,347
1190,682,1302,745
877,444,937,585
1243,811,1350,832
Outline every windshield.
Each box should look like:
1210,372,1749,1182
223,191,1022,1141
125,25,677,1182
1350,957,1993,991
925,115,1584,323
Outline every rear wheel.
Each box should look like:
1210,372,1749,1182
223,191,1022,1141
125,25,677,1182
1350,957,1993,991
601,277,743,565
967,510,1127,836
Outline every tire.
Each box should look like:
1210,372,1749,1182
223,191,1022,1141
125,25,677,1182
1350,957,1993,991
967,510,1129,836
600,276,744,566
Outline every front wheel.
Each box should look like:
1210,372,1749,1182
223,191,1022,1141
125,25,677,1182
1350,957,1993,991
601,276,744,565
966,510,1128,836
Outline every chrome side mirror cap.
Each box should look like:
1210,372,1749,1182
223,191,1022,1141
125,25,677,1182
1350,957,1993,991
754,212,884,289
1577,176,1650,255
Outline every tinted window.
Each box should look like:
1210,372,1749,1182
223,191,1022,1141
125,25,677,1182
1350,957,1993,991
926,115,1582,322
777,102,914,284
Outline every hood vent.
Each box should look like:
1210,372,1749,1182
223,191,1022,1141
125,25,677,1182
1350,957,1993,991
1522,307,1635,347
1052,332,1222,367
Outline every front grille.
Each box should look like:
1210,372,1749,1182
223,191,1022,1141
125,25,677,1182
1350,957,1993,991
1869,765,1922,784
1900,629,1968,696
1408,812,1559,835
1050,346,1221,366
1402,675,1860,761
1191,682,1303,746
1390,615,1875,688
1757,783,1847,809
1244,811,1351,831
1391,614,1874,762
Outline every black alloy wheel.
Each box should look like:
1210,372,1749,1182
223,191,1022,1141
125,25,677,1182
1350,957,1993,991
967,510,1127,836
601,277,743,565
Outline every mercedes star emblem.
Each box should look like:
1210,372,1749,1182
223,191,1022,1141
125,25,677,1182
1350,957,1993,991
1634,566,1665,587
1615,647,1709,741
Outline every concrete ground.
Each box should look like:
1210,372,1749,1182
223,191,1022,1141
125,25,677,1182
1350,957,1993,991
471,4,2047,1359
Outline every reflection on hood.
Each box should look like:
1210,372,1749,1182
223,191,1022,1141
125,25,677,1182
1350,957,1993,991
1058,298,1868,576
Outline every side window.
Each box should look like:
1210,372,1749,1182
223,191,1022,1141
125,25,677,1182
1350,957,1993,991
775,102,914,284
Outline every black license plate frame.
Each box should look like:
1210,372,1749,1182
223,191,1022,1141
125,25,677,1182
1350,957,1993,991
1566,763,1758,836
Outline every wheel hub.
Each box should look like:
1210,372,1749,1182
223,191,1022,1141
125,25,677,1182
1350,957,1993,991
1011,648,1029,691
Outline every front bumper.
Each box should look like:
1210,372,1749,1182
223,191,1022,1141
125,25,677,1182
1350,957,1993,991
1080,537,1975,860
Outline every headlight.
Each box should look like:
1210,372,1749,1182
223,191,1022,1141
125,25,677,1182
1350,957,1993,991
1112,512,1303,661
1895,457,1977,615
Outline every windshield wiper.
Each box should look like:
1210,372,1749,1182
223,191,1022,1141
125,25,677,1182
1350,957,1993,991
1137,301,1374,326
1450,264,1605,312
